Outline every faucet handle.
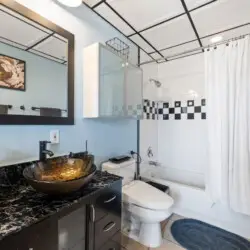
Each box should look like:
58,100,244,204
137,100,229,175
40,140,51,144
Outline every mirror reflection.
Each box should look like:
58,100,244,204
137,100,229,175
0,4,68,117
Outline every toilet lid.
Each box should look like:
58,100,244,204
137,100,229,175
122,180,174,210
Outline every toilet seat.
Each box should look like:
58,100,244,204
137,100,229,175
122,180,174,210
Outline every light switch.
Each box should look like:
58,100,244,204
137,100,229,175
50,130,60,144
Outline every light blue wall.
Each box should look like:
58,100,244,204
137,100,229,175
0,1,138,166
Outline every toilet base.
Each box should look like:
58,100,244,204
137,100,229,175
139,222,162,248
122,206,166,248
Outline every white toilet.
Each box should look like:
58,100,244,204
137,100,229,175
102,159,174,248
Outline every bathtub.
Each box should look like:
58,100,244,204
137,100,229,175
141,163,205,189
140,163,250,239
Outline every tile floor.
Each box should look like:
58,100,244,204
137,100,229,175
112,213,186,250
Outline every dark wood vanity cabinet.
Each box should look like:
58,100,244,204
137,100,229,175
0,218,58,250
0,180,122,250
88,181,122,250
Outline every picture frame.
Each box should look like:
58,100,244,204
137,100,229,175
0,54,26,91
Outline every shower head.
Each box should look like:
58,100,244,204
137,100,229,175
149,78,162,88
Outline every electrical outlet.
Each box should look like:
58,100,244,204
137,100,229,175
50,130,60,144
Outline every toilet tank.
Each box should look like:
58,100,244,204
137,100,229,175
102,159,136,185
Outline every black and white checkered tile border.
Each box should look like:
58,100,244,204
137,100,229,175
143,99,206,120
143,99,158,120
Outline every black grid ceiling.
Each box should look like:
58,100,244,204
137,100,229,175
0,5,68,65
82,0,250,64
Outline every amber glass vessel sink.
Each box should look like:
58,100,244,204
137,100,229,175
23,156,96,195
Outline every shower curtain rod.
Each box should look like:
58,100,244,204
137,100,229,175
140,33,250,66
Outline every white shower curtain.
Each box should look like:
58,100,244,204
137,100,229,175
205,35,250,215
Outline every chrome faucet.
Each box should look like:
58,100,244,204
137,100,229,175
149,161,160,167
147,147,154,158
39,141,54,161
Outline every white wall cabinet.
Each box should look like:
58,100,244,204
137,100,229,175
83,43,143,118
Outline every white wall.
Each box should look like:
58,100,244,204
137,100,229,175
140,55,207,188
157,54,207,188
0,0,138,166
157,54,205,102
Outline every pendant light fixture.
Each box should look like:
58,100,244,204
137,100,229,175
56,0,82,7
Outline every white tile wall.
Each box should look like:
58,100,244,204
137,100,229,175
157,53,205,102
158,54,206,186
141,53,207,186
140,119,158,162
158,119,207,184
141,63,159,100
140,63,159,162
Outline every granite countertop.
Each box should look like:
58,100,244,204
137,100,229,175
0,159,122,241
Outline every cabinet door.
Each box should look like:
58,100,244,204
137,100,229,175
124,63,143,119
0,218,58,250
99,46,125,117
58,206,86,250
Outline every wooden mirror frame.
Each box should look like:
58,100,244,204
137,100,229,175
0,0,74,125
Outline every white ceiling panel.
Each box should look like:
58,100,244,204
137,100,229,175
32,36,68,62
142,15,197,50
84,0,103,7
0,10,51,47
151,40,200,59
0,37,27,50
95,4,134,35
29,49,65,63
54,33,68,43
140,50,153,64
130,34,155,53
88,0,249,62
0,5,52,34
185,0,213,10
192,0,250,37
157,58,166,63
151,52,163,61
107,0,184,31
201,24,250,46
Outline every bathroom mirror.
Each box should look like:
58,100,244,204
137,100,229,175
0,0,74,125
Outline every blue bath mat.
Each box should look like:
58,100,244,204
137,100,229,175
171,219,250,250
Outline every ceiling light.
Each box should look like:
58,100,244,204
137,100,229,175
56,0,82,7
210,36,223,43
